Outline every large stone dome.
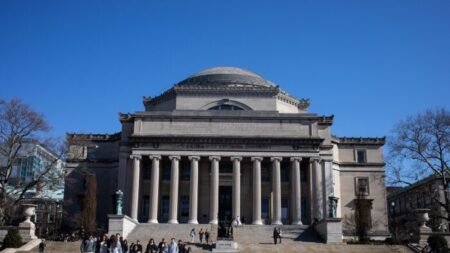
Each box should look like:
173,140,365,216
176,66,275,88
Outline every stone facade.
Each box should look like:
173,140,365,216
63,67,389,240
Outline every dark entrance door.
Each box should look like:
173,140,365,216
219,186,232,222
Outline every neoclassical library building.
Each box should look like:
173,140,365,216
64,67,389,239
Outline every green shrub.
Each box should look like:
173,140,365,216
427,234,449,253
2,229,23,249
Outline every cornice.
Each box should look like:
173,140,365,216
332,135,385,145
129,135,324,149
67,132,121,142
276,93,310,110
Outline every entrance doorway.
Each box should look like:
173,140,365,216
219,186,232,222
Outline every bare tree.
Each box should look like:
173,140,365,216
81,173,97,234
388,107,450,220
0,98,64,225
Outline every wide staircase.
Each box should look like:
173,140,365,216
15,224,414,253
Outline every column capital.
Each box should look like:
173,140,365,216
231,156,242,162
130,154,142,160
251,157,263,162
311,157,321,162
270,157,283,162
188,156,201,161
209,156,221,161
149,155,161,160
290,157,303,162
168,155,181,161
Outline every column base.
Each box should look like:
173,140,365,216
271,220,283,225
252,220,263,225
147,219,159,224
168,219,179,224
209,219,218,224
291,221,303,225
188,219,199,224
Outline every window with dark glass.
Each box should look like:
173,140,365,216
208,104,244,111
356,177,369,196
220,161,233,173
357,150,367,163
143,166,151,180
281,164,289,182
162,160,171,181
180,196,189,218
180,162,190,181
300,167,307,182
261,163,270,182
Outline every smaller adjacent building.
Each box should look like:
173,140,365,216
4,142,65,237
387,175,449,241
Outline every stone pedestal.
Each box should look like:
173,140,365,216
19,204,37,243
18,221,37,242
212,240,239,253
108,214,138,238
314,218,343,243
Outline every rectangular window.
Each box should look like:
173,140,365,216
281,164,289,182
357,150,367,163
162,160,171,181
180,162,190,181
143,166,151,180
141,196,149,222
180,196,189,221
301,197,307,224
220,161,233,173
300,168,307,182
356,177,369,196
261,164,270,182
261,197,270,224
161,196,170,222
281,197,289,224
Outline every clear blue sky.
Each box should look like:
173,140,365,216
1,1,449,139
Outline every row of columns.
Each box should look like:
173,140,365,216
129,155,322,225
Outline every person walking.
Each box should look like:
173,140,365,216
198,229,204,243
189,228,196,243
39,239,46,253
81,234,96,253
272,228,278,245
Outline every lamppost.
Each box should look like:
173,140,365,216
391,201,397,240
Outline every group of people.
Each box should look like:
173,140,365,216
273,227,283,245
80,233,193,253
188,228,211,244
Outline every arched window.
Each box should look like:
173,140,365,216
208,104,244,111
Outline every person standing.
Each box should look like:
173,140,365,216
146,238,158,253
278,227,282,244
99,235,109,253
272,228,278,245
39,239,46,253
167,238,178,253
158,239,167,253
109,235,123,253
198,229,204,243
204,230,210,244
81,234,96,253
189,228,196,243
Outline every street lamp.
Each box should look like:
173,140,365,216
391,201,397,240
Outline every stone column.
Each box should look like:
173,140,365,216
231,157,242,222
130,154,142,221
209,156,221,224
271,157,283,225
322,160,333,218
148,155,161,223
188,156,200,224
291,157,303,225
251,157,263,225
168,156,180,224
312,158,323,220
